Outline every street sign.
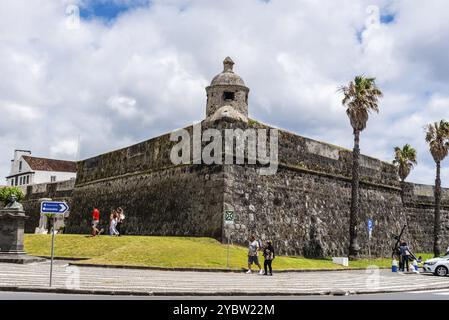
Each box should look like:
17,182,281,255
40,200,69,287
368,219,374,239
224,210,234,224
368,218,374,260
368,219,374,234
40,201,70,215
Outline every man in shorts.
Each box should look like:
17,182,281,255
246,235,263,274
91,208,103,236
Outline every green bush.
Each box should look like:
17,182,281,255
0,186,25,205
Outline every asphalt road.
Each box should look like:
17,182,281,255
1,289,449,300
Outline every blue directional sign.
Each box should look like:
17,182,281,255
368,219,374,232
40,201,70,215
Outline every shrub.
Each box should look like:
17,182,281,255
0,186,25,206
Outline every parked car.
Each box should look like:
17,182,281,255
422,254,449,276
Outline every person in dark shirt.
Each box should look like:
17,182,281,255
399,241,410,272
263,240,275,276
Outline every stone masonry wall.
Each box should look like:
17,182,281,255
22,179,75,233
66,164,224,239
402,183,449,253
24,118,449,258
223,164,412,257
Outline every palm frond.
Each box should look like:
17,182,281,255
339,76,383,131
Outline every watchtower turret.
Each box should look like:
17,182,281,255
206,57,249,123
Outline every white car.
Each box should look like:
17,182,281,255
423,254,449,276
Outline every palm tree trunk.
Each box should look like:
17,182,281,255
400,180,405,203
349,129,361,258
434,160,442,257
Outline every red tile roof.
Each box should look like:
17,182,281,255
22,156,77,173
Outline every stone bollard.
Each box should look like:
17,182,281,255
0,195,46,264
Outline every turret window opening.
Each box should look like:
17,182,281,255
223,91,235,101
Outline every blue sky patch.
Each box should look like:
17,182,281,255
355,11,396,43
80,1,150,21
381,13,395,24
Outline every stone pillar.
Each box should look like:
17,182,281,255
0,209,27,253
0,196,46,264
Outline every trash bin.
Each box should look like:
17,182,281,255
392,259,398,272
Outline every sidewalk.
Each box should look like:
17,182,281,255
1,260,449,296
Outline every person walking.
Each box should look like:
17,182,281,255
400,241,411,272
263,240,275,276
109,210,119,236
116,207,125,236
91,207,101,236
246,235,263,274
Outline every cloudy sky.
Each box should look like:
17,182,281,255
0,0,448,186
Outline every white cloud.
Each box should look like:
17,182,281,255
0,0,449,187
50,139,79,159
107,95,138,118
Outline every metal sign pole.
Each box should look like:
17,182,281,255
226,229,230,269
40,200,69,288
50,215,56,287
367,218,373,260
224,210,234,269
368,232,371,260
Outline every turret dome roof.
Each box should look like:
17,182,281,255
210,57,246,86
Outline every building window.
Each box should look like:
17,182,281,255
223,91,235,101
10,180,14,186
19,161,22,172
51,176,56,182
26,175,30,184
19,177,22,185
14,177,18,186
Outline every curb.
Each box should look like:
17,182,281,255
68,262,390,273
2,285,449,297
0,286,153,296
37,256,90,261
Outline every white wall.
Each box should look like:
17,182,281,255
6,163,33,188
9,150,32,176
33,171,76,184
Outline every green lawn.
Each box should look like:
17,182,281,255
24,234,432,271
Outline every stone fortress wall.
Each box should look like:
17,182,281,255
21,120,449,257
223,120,449,256
21,57,449,257
22,179,75,233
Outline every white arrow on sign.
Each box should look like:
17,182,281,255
59,203,68,213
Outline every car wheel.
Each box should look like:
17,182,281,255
434,266,448,277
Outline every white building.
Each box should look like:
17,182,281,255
6,150,77,188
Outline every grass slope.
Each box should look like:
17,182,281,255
24,234,432,270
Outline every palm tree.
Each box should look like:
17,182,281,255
393,144,417,182
425,120,449,257
339,76,383,258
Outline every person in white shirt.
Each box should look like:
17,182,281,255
246,235,263,274
109,210,119,236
